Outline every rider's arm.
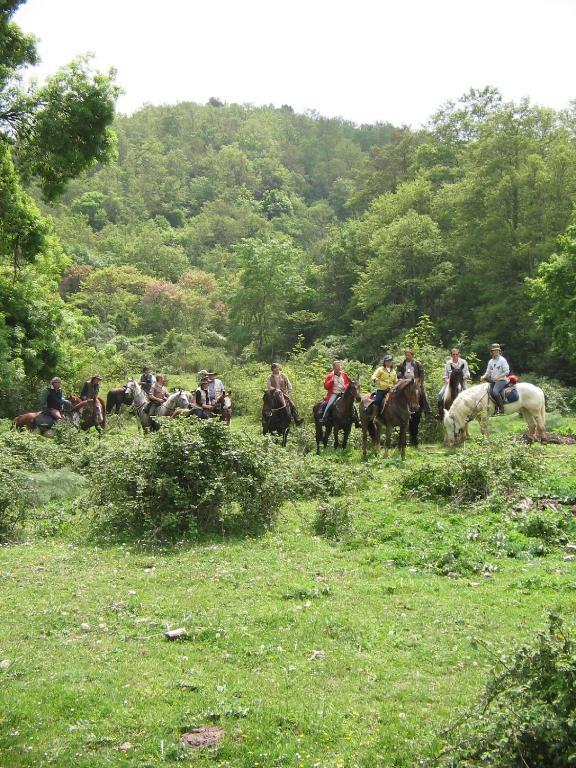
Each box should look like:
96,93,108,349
323,373,333,391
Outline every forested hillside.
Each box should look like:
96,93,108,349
43,89,576,381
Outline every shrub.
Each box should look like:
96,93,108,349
85,419,288,538
313,498,353,539
400,437,542,503
430,614,576,768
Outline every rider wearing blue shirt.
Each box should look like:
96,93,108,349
480,343,510,414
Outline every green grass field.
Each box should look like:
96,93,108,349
0,414,575,767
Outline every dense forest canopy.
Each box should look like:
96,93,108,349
1,0,575,414
46,90,576,379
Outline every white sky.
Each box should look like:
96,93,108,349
13,0,576,127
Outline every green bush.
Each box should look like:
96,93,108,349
85,419,288,538
313,498,353,540
401,437,542,503
430,614,576,768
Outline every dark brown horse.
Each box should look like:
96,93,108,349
106,386,133,415
262,389,291,447
73,396,107,434
360,378,421,460
313,380,361,454
437,364,466,420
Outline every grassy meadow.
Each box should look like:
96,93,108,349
0,410,575,768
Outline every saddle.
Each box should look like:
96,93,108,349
35,411,55,428
489,379,519,405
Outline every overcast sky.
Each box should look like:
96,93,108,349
14,0,576,127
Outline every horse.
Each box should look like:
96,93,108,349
262,389,292,447
106,386,133,415
438,365,466,420
74,396,107,434
443,382,546,447
124,379,189,432
360,378,422,460
215,391,232,426
313,380,362,455
12,399,79,434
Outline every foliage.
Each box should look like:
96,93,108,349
313,497,353,539
431,614,576,768
528,218,576,366
401,437,542,503
86,419,287,538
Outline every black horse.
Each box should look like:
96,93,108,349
313,380,361,454
106,386,133,415
360,378,422,460
262,389,292,447
437,365,466,421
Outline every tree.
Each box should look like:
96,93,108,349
528,221,576,366
229,235,312,356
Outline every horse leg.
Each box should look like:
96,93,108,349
333,427,340,450
384,426,391,459
342,425,351,450
282,426,289,447
314,416,323,454
399,423,406,460
361,418,368,459
323,425,332,449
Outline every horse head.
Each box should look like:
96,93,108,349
443,408,461,447
395,377,421,411
348,380,362,402
448,366,465,399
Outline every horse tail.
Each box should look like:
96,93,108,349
538,395,546,436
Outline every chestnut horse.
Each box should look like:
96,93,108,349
360,378,422,460
313,380,362,454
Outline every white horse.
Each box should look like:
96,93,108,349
125,379,189,432
443,382,546,447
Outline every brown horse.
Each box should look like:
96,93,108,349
313,380,361,454
106,386,132,415
73,396,107,434
12,398,79,434
360,378,421,460
262,389,291,447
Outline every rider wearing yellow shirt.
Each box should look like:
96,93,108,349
371,355,398,412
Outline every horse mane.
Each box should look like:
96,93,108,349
448,383,489,426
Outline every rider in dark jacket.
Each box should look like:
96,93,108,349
397,349,431,447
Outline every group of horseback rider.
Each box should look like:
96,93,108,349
269,342,512,447
139,365,229,420
38,343,510,435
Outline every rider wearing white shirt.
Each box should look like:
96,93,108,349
480,343,510,414
438,348,470,406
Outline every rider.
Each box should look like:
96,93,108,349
140,365,154,395
267,363,303,425
370,355,397,413
397,348,431,447
207,370,224,402
480,343,509,414
78,374,104,420
437,348,471,411
42,376,64,421
194,376,214,419
321,360,360,427
148,374,168,416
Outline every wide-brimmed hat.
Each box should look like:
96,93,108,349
490,343,501,351
383,354,393,362
199,376,209,385
207,370,218,376
91,374,102,380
